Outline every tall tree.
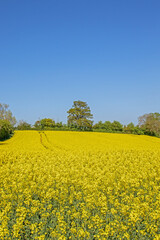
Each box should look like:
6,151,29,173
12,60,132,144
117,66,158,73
138,112,160,136
67,100,93,130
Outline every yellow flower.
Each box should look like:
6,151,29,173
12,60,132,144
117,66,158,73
0,130,160,239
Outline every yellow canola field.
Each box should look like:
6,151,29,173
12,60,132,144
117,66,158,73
0,131,160,239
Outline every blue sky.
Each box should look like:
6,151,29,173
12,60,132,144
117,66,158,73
0,0,160,125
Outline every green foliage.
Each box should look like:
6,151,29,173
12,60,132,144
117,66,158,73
34,120,41,129
41,118,55,129
138,113,160,136
67,100,93,130
34,118,55,130
55,122,63,128
93,121,123,133
104,121,112,131
111,121,123,132
17,121,32,130
0,120,13,140
93,121,104,129
124,122,135,134
93,121,113,132
93,120,148,136
0,103,16,126
124,123,145,135
0,103,16,140
133,126,144,135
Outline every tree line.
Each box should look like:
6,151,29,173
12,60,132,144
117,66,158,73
1,100,160,140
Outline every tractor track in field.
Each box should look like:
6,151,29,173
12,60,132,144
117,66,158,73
38,131,50,150
38,131,68,152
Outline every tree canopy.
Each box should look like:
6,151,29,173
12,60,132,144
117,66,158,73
34,118,55,130
17,121,32,130
138,113,160,136
67,100,93,130
93,120,123,132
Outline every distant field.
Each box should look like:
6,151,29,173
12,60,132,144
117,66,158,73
0,131,160,239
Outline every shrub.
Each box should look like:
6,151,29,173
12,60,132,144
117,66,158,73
0,120,13,140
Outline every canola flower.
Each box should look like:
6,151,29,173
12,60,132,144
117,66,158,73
0,130,160,239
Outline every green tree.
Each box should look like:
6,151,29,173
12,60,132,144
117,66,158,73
0,120,13,140
34,120,41,129
40,118,55,129
0,103,16,126
67,100,93,130
93,121,112,132
138,112,160,136
55,122,63,128
17,121,32,130
34,118,55,130
0,103,15,140
111,121,123,132
104,121,112,131
133,125,144,135
124,122,135,134
93,121,104,130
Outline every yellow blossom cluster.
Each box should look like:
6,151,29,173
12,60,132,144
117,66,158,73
0,130,160,239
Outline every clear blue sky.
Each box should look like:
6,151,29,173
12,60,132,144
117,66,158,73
0,0,160,125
